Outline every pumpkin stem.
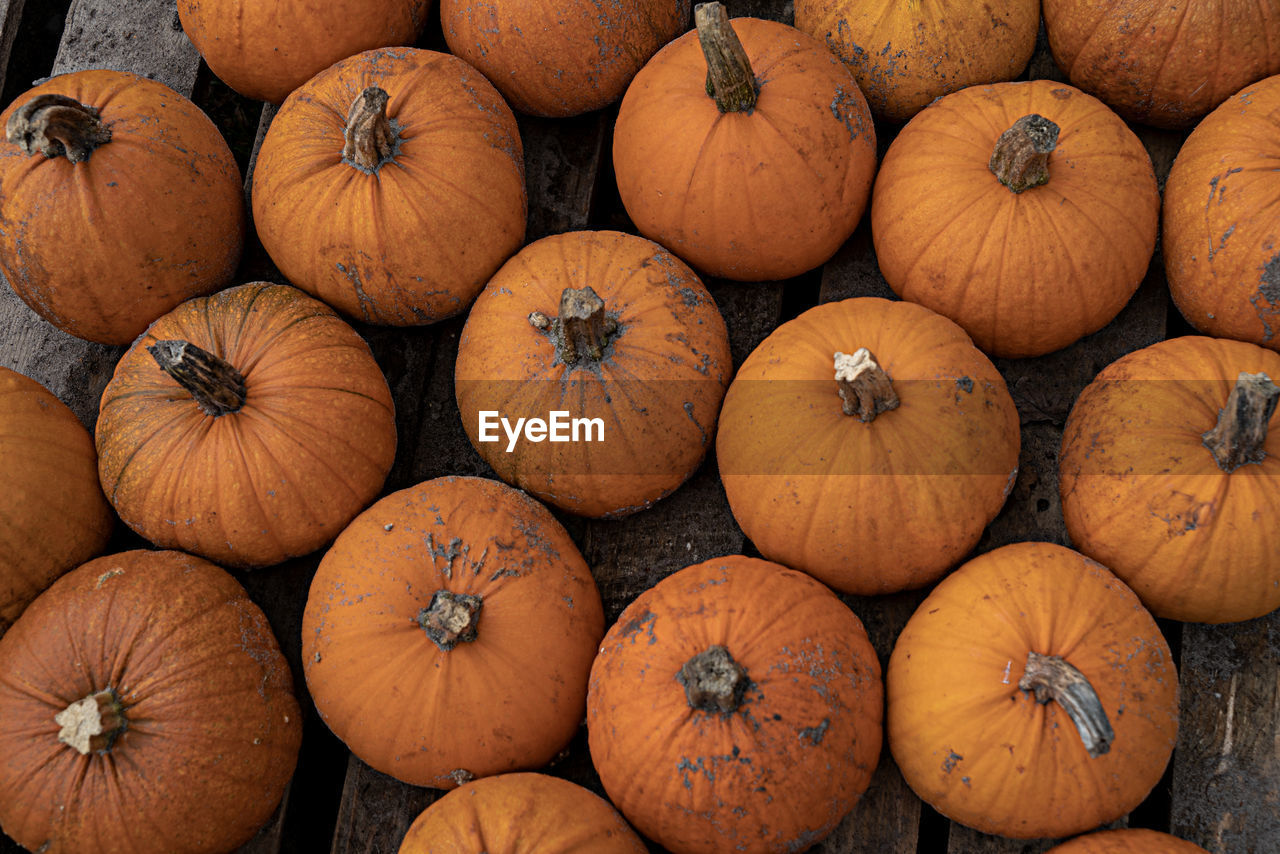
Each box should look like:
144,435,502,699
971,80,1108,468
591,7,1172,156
695,3,759,113
5,93,112,163
989,114,1059,193
835,349,900,422
55,689,127,755
529,286,619,365
678,645,750,714
1202,372,1279,473
418,590,483,652
1018,651,1114,758
147,340,247,417
342,86,400,173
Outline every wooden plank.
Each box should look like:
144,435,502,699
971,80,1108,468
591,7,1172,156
329,757,438,854
0,0,26,97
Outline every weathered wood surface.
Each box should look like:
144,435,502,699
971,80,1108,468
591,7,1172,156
0,0,24,97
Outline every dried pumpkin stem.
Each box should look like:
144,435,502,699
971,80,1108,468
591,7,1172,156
677,645,750,714
835,349,900,422
55,688,127,755
1203,371,1279,473
5,93,112,163
418,590,483,651
147,339,247,417
1018,651,1114,758
695,3,758,113
989,114,1059,193
529,286,619,365
343,86,399,173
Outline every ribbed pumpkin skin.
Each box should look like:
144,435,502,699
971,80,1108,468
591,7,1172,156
872,80,1159,358
888,542,1179,839
1047,828,1209,853
0,70,243,345
398,772,646,853
1163,76,1280,351
0,368,113,633
794,0,1039,123
587,556,883,854
717,298,1019,595
455,230,732,518
1059,336,1280,623
252,47,527,326
303,476,605,788
442,0,690,117
613,17,877,281
0,550,301,854
1044,0,1280,129
96,282,396,569
177,0,433,104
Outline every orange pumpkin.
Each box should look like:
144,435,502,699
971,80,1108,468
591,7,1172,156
1047,828,1209,853
872,80,1159,358
794,0,1039,123
441,0,689,117
455,230,732,518
716,297,1020,595
1059,336,1280,623
613,4,877,281
0,367,113,633
587,555,882,854
398,772,646,853
1163,75,1280,351
0,549,301,854
95,282,396,569
177,0,433,104
887,542,1179,839
252,47,527,326
0,70,243,345
303,476,604,788
1043,0,1280,129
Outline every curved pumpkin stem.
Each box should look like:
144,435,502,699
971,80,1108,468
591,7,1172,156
5,93,112,163
989,114,1059,193
835,349,899,422
528,286,619,365
55,688,127,755
418,590,483,651
695,3,758,113
1203,372,1279,473
147,340,247,417
343,86,400,173
1019,651,1114,758
678,645,750,714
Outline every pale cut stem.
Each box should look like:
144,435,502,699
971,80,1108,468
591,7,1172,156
835,349,900,422
55,689,126,755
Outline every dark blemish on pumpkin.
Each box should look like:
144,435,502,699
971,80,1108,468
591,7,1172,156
679,286,703,307
830,88,868,141
489,568,520,581
1260,254,1280,305
942,750,963,772
961,776,971,787
95,568,125,588
955,376,974,393
313,652,321,663
618,608,658,644
798,718,830,745
773,713,783,721
683,401,709,445
1051,88,1072,99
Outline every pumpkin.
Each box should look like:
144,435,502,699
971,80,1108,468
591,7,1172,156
0,367,113,634
716,297,1020,595
0,70,243,346
1047,828,1209,853
873,80,1160,358
176,0,433,104
587,555,882,854
1059,335,1280,623
794,0,1039,123
1043,0,1280,129
302,476,604,788
252,47,527,326
0,549,301,854
95,281,396,569
1163,75,1280,351
398,772,646,853
887,542,1179,839
455,230,732,518
441,0,690,117
612,3,877,281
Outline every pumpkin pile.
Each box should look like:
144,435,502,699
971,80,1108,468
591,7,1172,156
2,0,1279,851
